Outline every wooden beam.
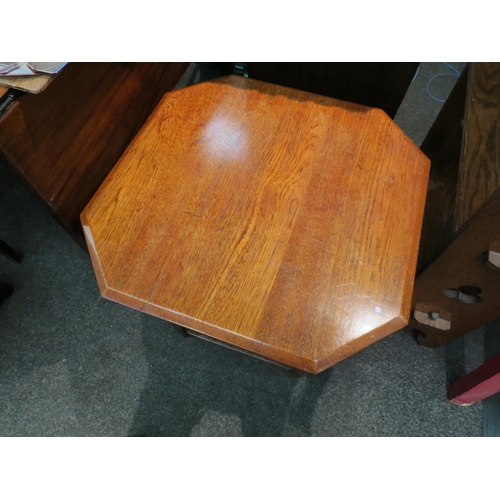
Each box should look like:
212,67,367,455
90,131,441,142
448,351,500,405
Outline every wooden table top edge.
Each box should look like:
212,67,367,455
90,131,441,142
80,76,430,374
82,217,415,375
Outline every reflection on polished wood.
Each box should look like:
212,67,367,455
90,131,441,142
82,75,430,373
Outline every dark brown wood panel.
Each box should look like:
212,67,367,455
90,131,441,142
455,63,500,229
417,65,469,273
411,186,500,347
247,63,419,118
0,62,189,247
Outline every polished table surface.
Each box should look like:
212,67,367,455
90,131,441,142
82,75,430,373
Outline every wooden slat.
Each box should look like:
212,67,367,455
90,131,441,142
82,75,430,373
448,351,500,405
0,62,189,247
411,186,500,347
247,62,419,118
455,63,500,229
417,66,469,273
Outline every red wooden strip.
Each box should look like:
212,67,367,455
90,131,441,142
447,352,500,405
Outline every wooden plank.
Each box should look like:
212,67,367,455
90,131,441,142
447,351,500,405
247,63,419,118
0,72,57,94
417,66,469,273
0,62,189,248
455,63,500,229
410,186,500,347
0,86,7,100
82,75,430,373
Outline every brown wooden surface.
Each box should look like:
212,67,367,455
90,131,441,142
412,63,500,348
0,86,7,99
411,186,500,347
247,63,419,118
0,62,189,247
0,72,57,94
417,65,469,273
455,63,500,229
82,75,430,373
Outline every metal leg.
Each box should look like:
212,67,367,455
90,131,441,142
0,239,22,263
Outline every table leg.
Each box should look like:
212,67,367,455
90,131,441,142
169,321,309,375
0,238,22,263
0,283,13,305
170,322,189,337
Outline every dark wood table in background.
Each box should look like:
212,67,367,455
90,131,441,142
0,62,189,248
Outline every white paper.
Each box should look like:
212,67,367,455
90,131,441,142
0,62,37,76
0,62,67,76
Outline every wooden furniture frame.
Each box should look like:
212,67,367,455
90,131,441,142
411,63,500,348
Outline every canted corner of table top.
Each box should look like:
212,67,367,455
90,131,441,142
82,75,430,373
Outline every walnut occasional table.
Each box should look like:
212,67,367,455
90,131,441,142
81,75,430,374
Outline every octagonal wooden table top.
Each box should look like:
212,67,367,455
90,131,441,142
81,75,430,374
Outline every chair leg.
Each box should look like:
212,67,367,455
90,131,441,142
0,239,22,263
0,283,13,305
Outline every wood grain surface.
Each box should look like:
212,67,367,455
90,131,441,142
0,86,7,100
0,62,189,247
82,75,430,373
455,63,500,229
412,63,500,348
417,65,469,273
411,186,500,347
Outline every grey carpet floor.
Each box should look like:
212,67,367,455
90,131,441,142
0,63,484,436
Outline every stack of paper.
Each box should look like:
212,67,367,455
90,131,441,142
0,62,67,76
